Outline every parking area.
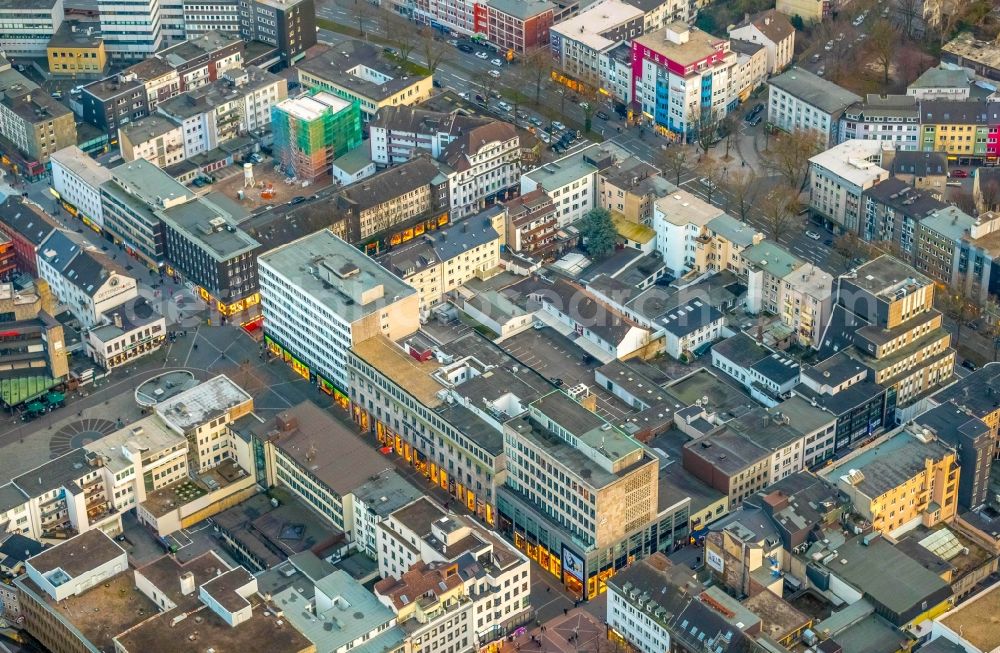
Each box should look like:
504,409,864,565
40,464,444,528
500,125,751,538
499,327,634,423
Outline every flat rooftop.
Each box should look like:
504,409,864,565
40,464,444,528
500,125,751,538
50,146,111,189
352,336,443,407
27,529,124,578
84,415,187,474
634,24,729,68
259,229,416,325
275,91,352,122
551,0,644,52
851,255,933,297
939,581,1000,652
109,158,195,207
155,374,251,432
159,196,259,262
666,368,757,422
655,189,723,227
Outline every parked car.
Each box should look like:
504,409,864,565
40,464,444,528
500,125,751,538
458,43,474,53
749,115,762,126
458,91,469,99
951,169,969,178
488,69,500,78
552,121,566,131
446,39,458,46
817,67,825,76
962,359,978,371
699,177,717,190
497,101,512,112
824,40,834,50
290,196,306,205
475,51,489,59
596,110,610,120
530,117,544,127
433,80,442,88
806,230,821,241
490,58,503,67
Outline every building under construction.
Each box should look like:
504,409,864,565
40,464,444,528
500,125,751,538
271,91,362,182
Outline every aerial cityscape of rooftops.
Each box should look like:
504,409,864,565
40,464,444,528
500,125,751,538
0,0,997,650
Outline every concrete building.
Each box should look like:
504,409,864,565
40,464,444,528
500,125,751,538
598,155,673,225
258,229,420,395
695,213,764,276
653,189,725,277
711,332,801,406
97,0,162,61
297,41,433,121
0,282,68,407
369,105,496,166
350,471,422,559
861,176,947,257
500,391,668,600
884,149,949,198
46,21,106,77
917,207,1000,305
502,189,562,257
933,363,1000,461
87,300,166,369
379,211,502,316
913,401,992,512
941,31,1000,82
839,94,920,150
437,121,520,219
271,91,362,181
767,67,861,147
50,145,113,233
36,230,138,329
742,241,833,348
918,99,999,165
599,42,633,105
660,296,725,359
549,0,644,90
632,24,737,140
150,30,244,92
0,196,57,277
485,0,554,54
0,0,63,58
727,9,795,74
626,0,691,31
0,89,76,177
238,0,315,68
154,374,254,472
807,139,890,234
79,72,152,136
824,423,959,537
118,114,186,168
729,39,767,103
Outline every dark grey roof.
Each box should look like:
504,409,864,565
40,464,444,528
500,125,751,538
684,431,770,476
299,41,429,102
817,304,870,359
536,280,641,346
0,197,56,246
802,350,869,387
660,298,723,338
711,332,771,368
891,150,948,177
0,533,44,565
338,155,444,213
0,484,26,513
39,230,128,297
13,449,91,499
864,177,947,219
914,400,989,445
794,380,885,417
932,362,1000,418
750,354,800,385
768,67,861,115
730,38,765,56
919,638,973,653
920,99,995,125
37,230,80,269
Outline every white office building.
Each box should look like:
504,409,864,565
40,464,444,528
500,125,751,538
653,189,725,277
258,229,420,393
51,146,113,231
0,0,63,57
808,139,889,234
767,67,861,148
98,0,163,61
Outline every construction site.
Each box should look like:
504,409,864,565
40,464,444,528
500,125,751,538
213,159,334,214
271,90,363,183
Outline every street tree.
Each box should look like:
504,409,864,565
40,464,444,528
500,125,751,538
979,178,1000,213
579,208,618,259
579,85,600,133
353,0,377,38
759,187,802,242
658,146,694,186
696,156,727,207
896,0,921,37
695,113,719,156
520,47,552,106
380,12,418,64
473,70,500,108
937,287,980,349
420,28,450,73
760,129,822,190
868,19,899,90
724,169,758,223
953,190,978,216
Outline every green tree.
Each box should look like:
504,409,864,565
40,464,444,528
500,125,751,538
580,208,617,259
790,14,805,30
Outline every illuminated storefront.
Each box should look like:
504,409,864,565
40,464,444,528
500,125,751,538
352,405,495,526
496,491,690,600
362,213,450,256
264,332,350,411
195,286,260,317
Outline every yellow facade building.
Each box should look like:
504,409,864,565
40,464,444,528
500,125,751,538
826,425,959,537
46,22,107,76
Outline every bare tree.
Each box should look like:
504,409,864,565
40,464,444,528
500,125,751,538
867,20,899,90
760,129,822,190
352,0,377,38
724,169,758,223
520,46,552,106
419,27,449,73
579,85,600,133
979,178,1000,213
695,113,719,156
696,156,727,206
473,70,500,107
760,187,803,242
658,146,694,187
937,287,980,348
380,12,418,64
953,190,978,216
896,0,921,37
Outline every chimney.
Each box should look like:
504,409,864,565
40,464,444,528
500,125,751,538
180,571,195,595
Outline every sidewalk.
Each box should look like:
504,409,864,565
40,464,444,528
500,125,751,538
497,608,607,653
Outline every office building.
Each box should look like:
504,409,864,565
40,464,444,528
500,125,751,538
0,0,63,58
913,401,993,512
808,139,889,234
499,391,668,599
240,0,315,67
486,0,554,54
46,20,106,76
632,24,738,140
727,9,795,74
97,0,163,61
258,229,419,395
0,90,76,178
550,0,644,90
50,145,113,233
824,423,959,536
767,67,861,147
271,91,362,181
118,114,185,168
368,105,495,166
154,30,244,92
297,41,432,120
79,72,152,136
159,195,261,315
99,158,194,268
653,190,724,277
917,208,1000,304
